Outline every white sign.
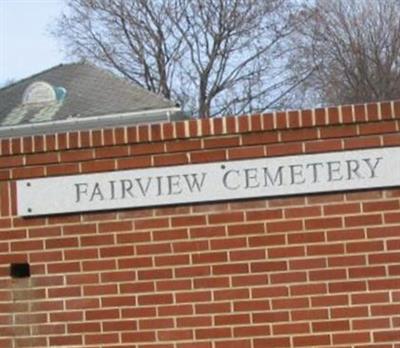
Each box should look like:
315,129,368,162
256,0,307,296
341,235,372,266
17,147,400,216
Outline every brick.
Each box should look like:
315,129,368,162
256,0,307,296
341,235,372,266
275,111,287,128
45,237,78,249
154,153,188,166
195,327,231,339
99,221,132,233
230,248,265,261
320,125,358,139
67,273,99,285
383,133,400,145
210,237,246,250
95,145,129,159
159,304,193,316
158,329,193,341
253,311,290,324
353,318,390,330
49,336,82,346
346,241,384,253
311,294,348,307
241,132,278,145
100,245,133,258
267,220,303,233
272,297,309,310
288,231,325,244
373,330,400,343
344,136,381,149
175,265,210,278
369,252,400,264
171,215,206,227
228,146,265,160
87,276,124,294
191,149,226,163
293,334,330,347
12,166,44,179
173,240,208,253
101,271,135,283
234,300,270,312
175,121,186,138
83,259,116,271
157,279,191,291
232,274,268,287
273,322,309,335
195,302,231,314
155,254,190,266
285,206,321,218
332,332,370,345
331,305,369,318
281,128,318,142
370,304,400,316
289,257,326,270
213,263,249,275
267,142,302,156
26,152,58,165
176,291,212,303
60,149,94,162
208,211,244,224
307,243,344,256
305,217,342,230
138,269,172,280
203,136,239,149
300,109,312,127
81,159,115,172
327,228,364,241
215,313,250,325
329,281,366,293
85,333,120,345
352,292,389,305
65,248,99,260
251,261,287,273
288,110,301,128
215,340,251,348
268,246,305,259
178,343,211,348
48,261,80,274
369,278,400,290
122,331,155,343
309,268,346,281
0,155,23,169
323,202,361,215
290,283,327,296
359,121,397,135
246,208,283,221
254,337,290,348
387,239,400,250
214,288,249,301
120,281,154,294
117,155,151,169
153,226,188,241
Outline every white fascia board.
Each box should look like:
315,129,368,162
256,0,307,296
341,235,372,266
0,107,182,138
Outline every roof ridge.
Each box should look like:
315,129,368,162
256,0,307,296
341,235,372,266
0,62,84,93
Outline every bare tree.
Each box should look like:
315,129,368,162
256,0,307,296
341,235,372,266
289,0,400,106
54,0,305,117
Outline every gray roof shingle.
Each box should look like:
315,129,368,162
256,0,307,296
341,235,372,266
0,62,179,128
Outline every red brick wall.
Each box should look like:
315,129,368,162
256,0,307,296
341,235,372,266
1,101,400,348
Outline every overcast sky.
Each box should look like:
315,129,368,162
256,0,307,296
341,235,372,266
0,0,66,85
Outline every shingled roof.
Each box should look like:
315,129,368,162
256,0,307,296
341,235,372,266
0,62,182,137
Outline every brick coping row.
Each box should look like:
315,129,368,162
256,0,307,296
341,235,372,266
1,100,399,156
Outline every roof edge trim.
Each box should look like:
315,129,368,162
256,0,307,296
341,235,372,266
0,107,182,138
